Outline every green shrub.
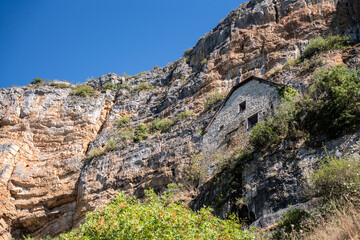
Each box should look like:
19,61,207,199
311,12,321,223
133,72,145,79
84,147,104,162
301,56,323,71
116,115,131,128
134,124,148,142
57,189,256,239
101,82,118,93
201,58,208,67
184,153,207,190
301,34,350,60
131,82,154,93
297,65,360,138
148,118,175,133
54,83,69,89
177,110,192,120
309,155,360,200
70,84,98,97
30,78,44,85
282,58,299,69
273,207,312,239
204,90,226,110
104,138,116,152
250,87,299,150
118,127,135,143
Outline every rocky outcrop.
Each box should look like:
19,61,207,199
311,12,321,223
0,0,359,238
0,85,116,238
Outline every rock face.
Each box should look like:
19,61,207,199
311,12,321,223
0,86,115,238
0,0,359,238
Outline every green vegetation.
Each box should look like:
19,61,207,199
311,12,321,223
104,138,116,152
133,72,145,79
309,155,360,200
118,127,135,144
204,90,226,110
54,83,70,89
183,48,193,63
148,118,175,133
70,84,98,98
130,82,154,93
301,34,350,60
116,115,131,128
298,65,360,138
272,208,312,239
101,82,118,93
30,78,44,85
201,58,208,67
177,110,192,120
56,189,256,240
250,65,360,150
134,124,149,143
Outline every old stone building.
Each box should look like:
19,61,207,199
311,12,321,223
202,76,283,156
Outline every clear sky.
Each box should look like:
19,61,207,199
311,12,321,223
0,0,243,88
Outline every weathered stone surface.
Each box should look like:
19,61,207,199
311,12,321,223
0,85,115,238
0,0,359,238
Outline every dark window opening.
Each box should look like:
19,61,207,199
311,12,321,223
219,125,224,131
239,101,246,113
248,113,258,129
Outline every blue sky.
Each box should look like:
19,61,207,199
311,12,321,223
0,0,243,88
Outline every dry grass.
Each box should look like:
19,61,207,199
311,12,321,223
295,199,360,240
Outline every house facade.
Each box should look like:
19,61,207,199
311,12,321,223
202,76,283,156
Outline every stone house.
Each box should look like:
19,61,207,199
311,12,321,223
202,76,283,156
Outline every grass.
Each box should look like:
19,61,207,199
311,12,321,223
70,84,98,98
177,110,192,120
297,199,360,240
148,118,175,133
116,115,131,128
301,34,350,60
130,82,154,93
204,90,226,110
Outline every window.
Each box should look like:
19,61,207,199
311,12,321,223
239,101,246,113
247,113,258,129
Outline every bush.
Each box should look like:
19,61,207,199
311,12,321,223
101,82,118,93
57,189,256,240
183,153,207,190
309,155,360,200
201,58,208,67
273,207,312,239
134,124,148,143
301,34,350,60
177,110,192,120
301,56,323,71
104,138,116,152
118,127,135,143
30,78,44,85
116,115,131,128
297,65,360,138
70,84,98,97
131,82,154,93
148,118,175,133
54,83,69,89
84,147,104,162
204,90,226,110
249,87,299,150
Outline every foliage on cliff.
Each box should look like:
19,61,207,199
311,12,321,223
250,65,360,150
55,189,256,240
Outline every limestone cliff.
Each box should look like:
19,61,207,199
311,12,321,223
0,0,359,238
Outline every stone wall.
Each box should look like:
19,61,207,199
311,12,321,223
202,80,279,156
